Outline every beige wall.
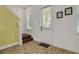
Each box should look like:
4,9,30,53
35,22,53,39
0,6,19,47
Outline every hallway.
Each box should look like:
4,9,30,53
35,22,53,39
0,5,79,54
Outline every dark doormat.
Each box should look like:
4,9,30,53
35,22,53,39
39,43,50,48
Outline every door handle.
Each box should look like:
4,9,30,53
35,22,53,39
41,26,43,31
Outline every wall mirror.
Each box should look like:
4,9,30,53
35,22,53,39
26,8,32,30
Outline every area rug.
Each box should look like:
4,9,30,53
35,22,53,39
39,43,50,48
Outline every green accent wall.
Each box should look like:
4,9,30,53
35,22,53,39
0,6,19,47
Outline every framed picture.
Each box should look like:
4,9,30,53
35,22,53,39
57,11,63,18
65,7,73,15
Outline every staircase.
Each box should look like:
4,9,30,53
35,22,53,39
22,34,33,44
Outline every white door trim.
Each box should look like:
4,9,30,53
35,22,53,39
18,19,23,45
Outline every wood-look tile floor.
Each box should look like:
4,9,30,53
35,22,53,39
0,40,76,54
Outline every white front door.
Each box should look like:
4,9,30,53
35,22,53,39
40,6,52,44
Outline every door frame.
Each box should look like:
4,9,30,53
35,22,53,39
18,19,23,45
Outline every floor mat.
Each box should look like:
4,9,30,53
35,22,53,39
39,43,50,48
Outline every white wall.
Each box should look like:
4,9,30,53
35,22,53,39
27,5,79,53
51,5,79,53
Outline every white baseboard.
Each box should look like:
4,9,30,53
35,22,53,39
0,42,19,50
50,43,79,53
33,37,41,42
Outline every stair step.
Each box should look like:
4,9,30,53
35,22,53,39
23,37,33,41
22,34,33,44
22,34,31,37
23,38,33,43
22,34,31,40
